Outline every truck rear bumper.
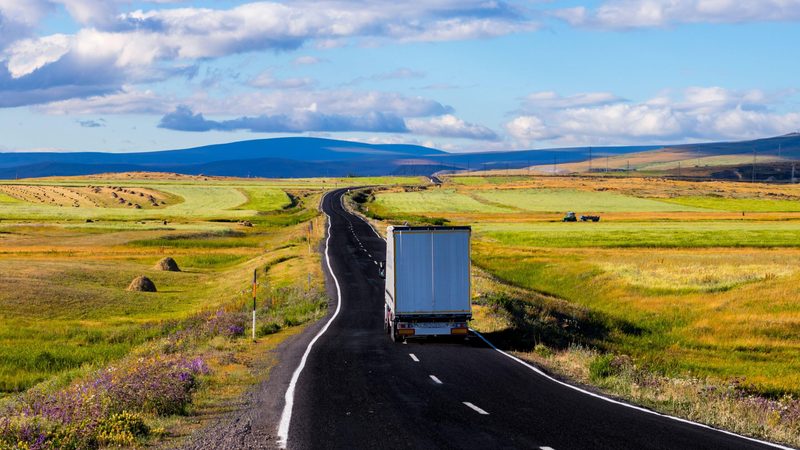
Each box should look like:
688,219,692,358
396,321,469,337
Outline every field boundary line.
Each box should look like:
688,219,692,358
277,190,343,448
470,330,793,450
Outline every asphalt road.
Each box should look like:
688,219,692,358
282,188,786,450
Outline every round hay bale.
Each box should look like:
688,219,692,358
155,257,180,272
127,275,157,292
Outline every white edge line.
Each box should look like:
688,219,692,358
343,190,385,242
429,374,443,384
277,191,343,448
470,329,794,450
409,353,419,362
463,401,489,415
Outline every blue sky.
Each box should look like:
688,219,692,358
1,0,799,153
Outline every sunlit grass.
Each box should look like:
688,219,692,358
235,187,291,211
475,221,800,248
472,188,704,212
661,196,800,212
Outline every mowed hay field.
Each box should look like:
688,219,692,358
370,176,800,396
0,174,424,396
0,178,296,393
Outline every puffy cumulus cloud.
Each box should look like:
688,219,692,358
153,96,495,139
4,34,72,78
505,87,800,147
0,0,536,107
158,105,409,133
406,114,498,140
505,115,556,141
554,0,800,29
0,0,52,50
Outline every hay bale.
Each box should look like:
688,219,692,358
127,275,157,292
155,257,180,272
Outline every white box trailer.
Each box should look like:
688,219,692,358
383,226,471,341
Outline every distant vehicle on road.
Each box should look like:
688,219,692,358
580,215,601,222
563,211,577,222
383,226,472,341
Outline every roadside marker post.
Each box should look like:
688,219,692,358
252,269,257,341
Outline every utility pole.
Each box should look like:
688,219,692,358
553,154,557,175
627,160,630,175
606,156,609,173
677,161,681,178
779,143,782,159
792,163,796,184
752,148,757,183
588,146,592,172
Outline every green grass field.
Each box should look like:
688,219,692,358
377,187,711,214
475,221,800,247
374,189,515,213
235,187,292,210
472,189,706,212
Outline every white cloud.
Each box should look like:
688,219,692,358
505,115,556,141
407,114,498,140
35,86,454,121
36,86,169,114
3,34,71,78
505,87,800,147
0,0,537,107
345,67,425,86
0,0,52,50
292,55,325,65
555,0,800,29
522,91,625,110
248,70,315,89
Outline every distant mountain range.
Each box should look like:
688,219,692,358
1,134,799,179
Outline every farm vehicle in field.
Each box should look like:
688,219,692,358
563,212,600,222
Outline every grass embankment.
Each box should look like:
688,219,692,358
0,177,338,448
360,175,800,446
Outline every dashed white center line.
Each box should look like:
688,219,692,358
429,375,443,384
409,353,419,362
540,447,555,450
463,402,489,415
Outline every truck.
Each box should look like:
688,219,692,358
383,226,472,342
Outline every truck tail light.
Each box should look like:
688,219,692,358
450,328,468,335
398,328,415,336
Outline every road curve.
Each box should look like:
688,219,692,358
282,188,785,450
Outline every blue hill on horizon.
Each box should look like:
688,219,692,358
1,134,798,179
